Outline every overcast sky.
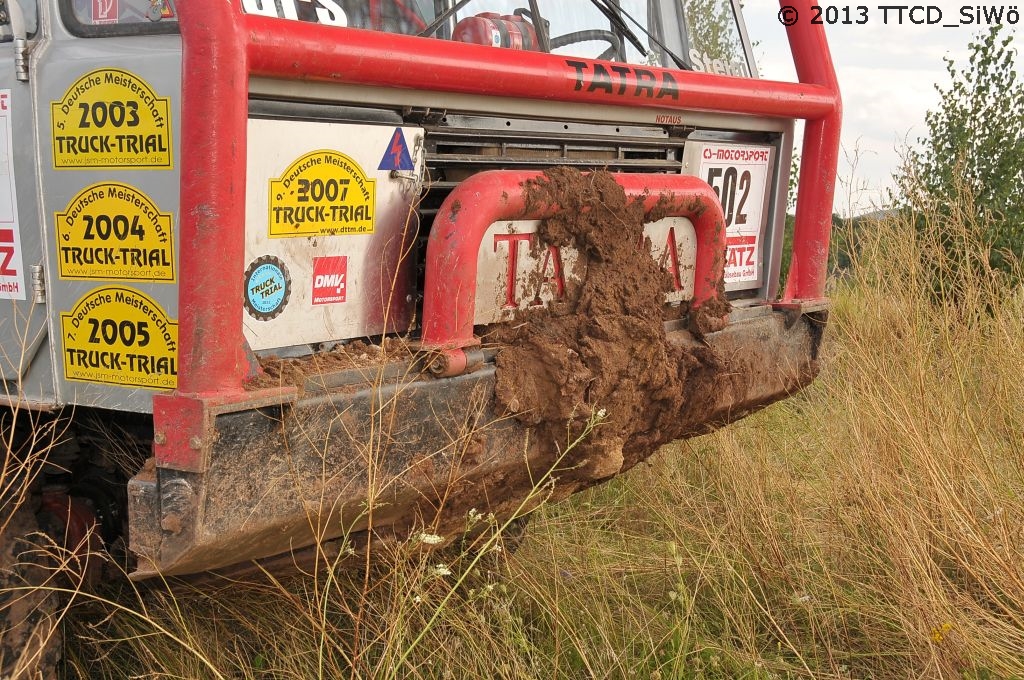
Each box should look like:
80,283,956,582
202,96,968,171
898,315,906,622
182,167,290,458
739,0,1022,214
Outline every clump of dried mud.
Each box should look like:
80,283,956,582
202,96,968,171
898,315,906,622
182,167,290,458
493,168,730,478
248,338,412,391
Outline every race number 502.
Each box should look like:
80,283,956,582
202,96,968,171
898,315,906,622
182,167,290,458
705,166,751,228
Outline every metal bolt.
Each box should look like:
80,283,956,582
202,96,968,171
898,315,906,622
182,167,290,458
153,432,167,445
188,436,202,450
428,356,448,375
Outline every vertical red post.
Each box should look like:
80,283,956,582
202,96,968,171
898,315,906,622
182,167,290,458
174,1,251,395
782,0,843,302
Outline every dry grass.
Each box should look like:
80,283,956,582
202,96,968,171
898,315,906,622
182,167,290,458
5,194,1023,678
497,198,1024,678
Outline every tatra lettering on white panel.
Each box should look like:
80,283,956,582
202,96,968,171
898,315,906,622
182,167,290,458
474,217,696,325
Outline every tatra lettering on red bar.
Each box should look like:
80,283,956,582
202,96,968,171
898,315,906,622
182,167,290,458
565,60,679,101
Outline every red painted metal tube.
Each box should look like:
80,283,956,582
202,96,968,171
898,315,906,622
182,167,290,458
245,17,836,121
175,3,250,395
782,9,843,302
419,171,726,351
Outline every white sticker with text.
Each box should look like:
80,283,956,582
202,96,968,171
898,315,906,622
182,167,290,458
698,144,771,284
239,0,347,26
0,90,26,300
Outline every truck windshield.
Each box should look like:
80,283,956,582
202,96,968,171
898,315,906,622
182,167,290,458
61,0,754,77
382,0,667,65
357,0,754,75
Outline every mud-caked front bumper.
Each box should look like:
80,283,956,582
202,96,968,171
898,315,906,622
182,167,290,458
128,306,825,579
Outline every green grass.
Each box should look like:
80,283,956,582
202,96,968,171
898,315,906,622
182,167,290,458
8,197,1024,678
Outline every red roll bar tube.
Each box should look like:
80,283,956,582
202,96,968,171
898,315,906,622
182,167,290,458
419,170,726,353
175,2,249,396
783,11,843,303
156,1,840,471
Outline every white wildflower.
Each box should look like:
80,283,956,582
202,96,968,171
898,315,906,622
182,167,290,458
429,564,452,578
417,532,444,545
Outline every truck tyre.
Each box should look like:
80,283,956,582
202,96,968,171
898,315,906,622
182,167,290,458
0,503,61,680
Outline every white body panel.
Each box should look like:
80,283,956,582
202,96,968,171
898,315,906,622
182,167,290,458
243,119,422,351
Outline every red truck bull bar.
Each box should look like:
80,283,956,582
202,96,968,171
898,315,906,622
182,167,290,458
130,0,841,578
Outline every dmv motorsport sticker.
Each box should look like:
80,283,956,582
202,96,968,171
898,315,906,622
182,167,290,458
56,182,175,282
51,68,172,169
244,255,291,320
61,286,178,390
269,150,375,237
311,255,347,305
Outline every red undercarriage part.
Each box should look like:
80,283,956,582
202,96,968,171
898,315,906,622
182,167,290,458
40,492,102,580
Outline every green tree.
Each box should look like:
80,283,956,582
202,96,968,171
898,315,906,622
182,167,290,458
902,25,1024,273
681,0,748,74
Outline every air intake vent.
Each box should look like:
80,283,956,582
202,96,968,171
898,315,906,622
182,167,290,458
422,114,689,191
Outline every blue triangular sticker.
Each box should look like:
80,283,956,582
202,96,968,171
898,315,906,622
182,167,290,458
378,128,415,171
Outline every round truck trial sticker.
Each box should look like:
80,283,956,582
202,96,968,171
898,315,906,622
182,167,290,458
51,68,172,170
244,255,291,320
268,150,375,237
55,182,175,282
60,286,178,390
